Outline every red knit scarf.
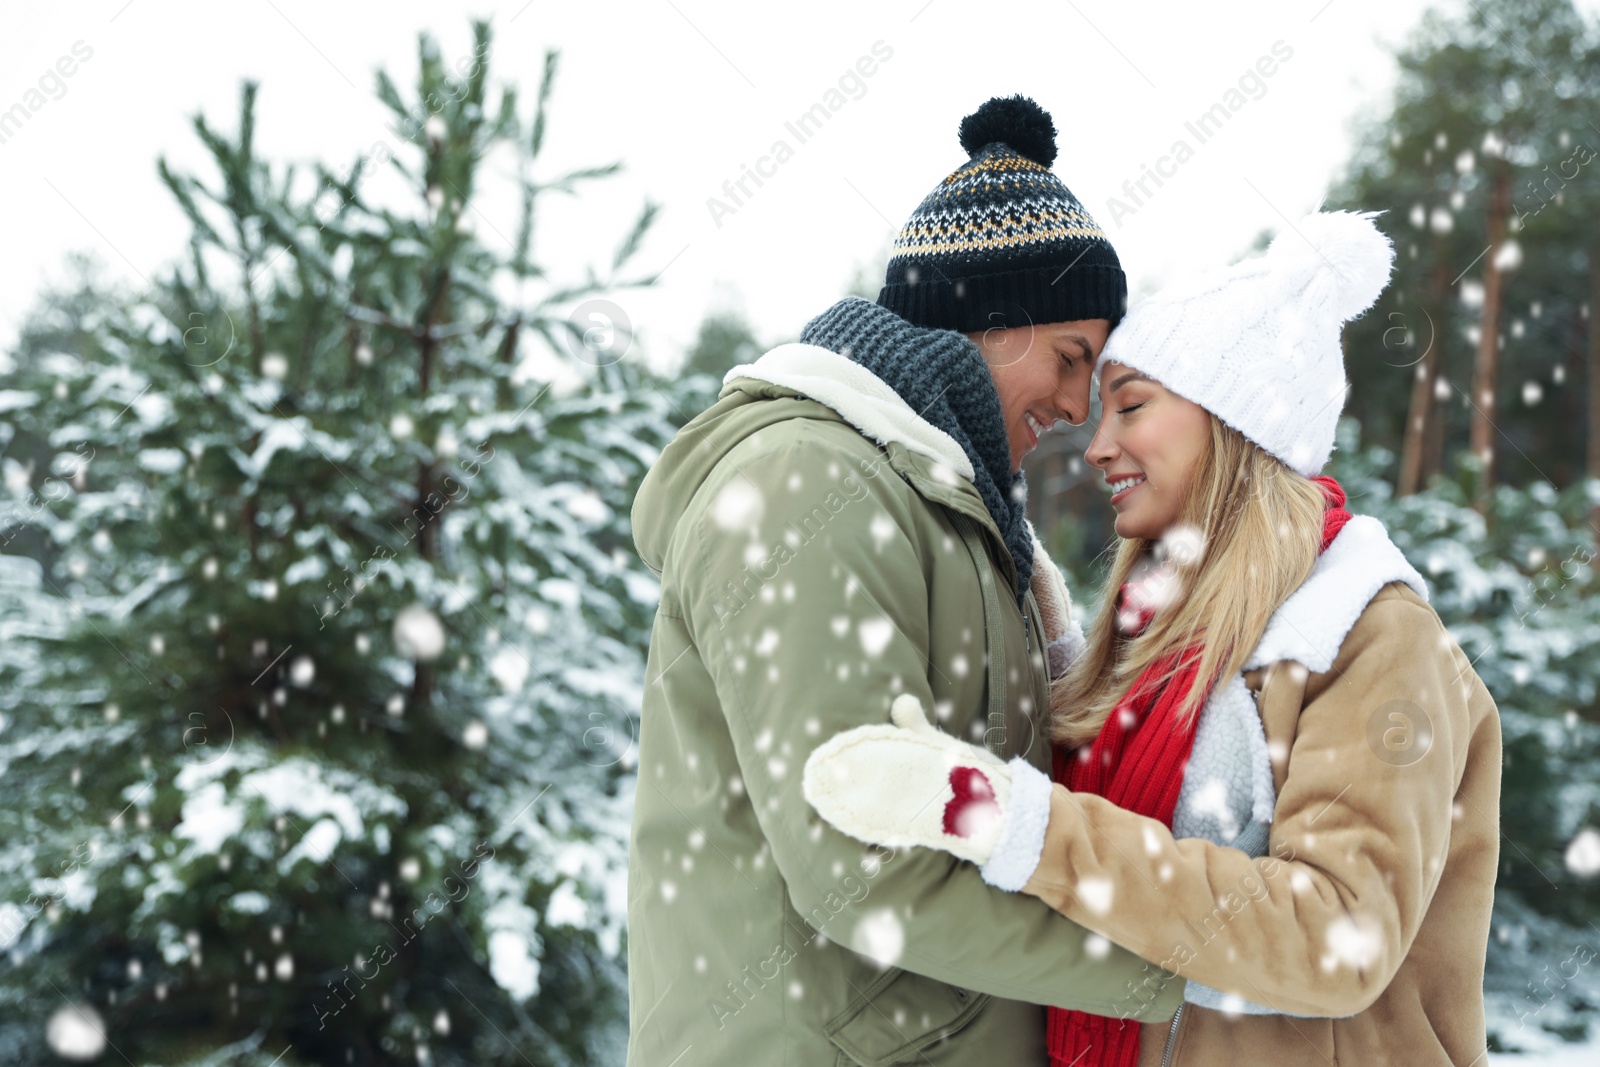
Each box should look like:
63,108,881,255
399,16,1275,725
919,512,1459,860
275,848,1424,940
1044,476,1349,1067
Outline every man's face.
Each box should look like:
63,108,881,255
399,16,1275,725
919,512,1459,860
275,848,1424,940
965,318,1111,473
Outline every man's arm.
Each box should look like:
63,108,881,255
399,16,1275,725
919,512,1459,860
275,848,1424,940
681,423,1181,1019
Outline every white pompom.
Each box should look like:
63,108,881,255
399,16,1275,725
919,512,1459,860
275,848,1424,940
1266,210,1395,321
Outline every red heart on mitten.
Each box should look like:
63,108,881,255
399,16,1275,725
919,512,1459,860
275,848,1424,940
943,766,1000,838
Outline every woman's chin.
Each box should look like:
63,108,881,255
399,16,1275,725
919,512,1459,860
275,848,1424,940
1112,510,1161,542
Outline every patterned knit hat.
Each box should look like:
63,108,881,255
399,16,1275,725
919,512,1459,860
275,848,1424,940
1100,210,1395,477
876,95,1126,333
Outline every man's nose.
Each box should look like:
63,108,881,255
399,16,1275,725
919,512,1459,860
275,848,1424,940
1058,386,1089,426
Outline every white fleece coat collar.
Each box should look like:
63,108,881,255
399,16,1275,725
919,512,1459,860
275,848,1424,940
1243,515,1429,673
724,343,975,479
1176,513,1427,1017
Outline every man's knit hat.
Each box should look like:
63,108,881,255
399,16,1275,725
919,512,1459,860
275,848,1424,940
876,96,1126,333
1100,210,1395,477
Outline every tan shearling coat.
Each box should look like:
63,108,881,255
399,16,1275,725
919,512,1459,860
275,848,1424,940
1024,582,1501,1066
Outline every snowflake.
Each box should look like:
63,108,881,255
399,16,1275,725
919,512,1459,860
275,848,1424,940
1075,876,1114,915
858,617,894,657
851,908,905,968
869,513,896,548
394,604,446,661
1564,827,1600,877
46,1003,105,1061
1191,777,1240,840
1321,915,1381,971
711,479,764,530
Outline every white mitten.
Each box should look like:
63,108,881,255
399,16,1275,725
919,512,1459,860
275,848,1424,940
802,694,1055,891
1028,522,1086,679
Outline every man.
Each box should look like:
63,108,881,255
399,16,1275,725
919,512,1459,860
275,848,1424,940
626,94,1180,1064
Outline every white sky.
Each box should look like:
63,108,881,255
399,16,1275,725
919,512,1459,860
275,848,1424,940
0,0,1520,375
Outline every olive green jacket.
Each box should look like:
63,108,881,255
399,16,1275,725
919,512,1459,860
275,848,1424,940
625,343,1181,1066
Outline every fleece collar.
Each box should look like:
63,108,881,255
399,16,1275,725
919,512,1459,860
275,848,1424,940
723,343,974,478
1243,515,1429,674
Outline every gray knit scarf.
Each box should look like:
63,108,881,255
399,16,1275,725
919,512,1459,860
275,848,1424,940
798,297,1032,607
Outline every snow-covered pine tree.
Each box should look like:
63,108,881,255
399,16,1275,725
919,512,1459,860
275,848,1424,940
0,21,682,1066
1331,0,1600,501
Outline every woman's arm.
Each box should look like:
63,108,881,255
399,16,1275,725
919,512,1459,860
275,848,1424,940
805,585,1478,1019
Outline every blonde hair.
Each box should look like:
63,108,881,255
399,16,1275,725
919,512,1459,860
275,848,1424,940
1049,415,1329,749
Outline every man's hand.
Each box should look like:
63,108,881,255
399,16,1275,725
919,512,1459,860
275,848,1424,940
1028,523,1085,678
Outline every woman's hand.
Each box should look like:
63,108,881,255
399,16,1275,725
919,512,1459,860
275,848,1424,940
802,693,1055,891
1028,523,1085,678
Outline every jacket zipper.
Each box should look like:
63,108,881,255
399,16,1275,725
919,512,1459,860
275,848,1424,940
1159,1003,1185,1067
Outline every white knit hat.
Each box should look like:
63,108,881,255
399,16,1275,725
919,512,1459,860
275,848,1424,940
1099,210,1394,477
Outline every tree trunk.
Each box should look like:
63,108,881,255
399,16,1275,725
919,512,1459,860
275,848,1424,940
1588,246,1600,538
1397,361,1432,497
1398,262,1450,496
1470,169,1511,512
1423,351,1449,486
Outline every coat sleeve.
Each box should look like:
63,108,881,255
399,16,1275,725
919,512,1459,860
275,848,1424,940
1020,588,1470,1018
680,425,1183,1020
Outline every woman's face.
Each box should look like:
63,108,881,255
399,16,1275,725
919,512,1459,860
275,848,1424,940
1084,361,1213,540
965,319,1110,473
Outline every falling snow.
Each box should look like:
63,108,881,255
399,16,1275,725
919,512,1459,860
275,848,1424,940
858,617,894,657
711,479,765,530
46,1004,105,1061
1322,915,1382,971
850,908,905,968
1565,828,1600,877
1075,876,1115,916
393,604,447,661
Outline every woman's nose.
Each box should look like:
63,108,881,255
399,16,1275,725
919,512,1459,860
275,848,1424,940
1084,423,1116,468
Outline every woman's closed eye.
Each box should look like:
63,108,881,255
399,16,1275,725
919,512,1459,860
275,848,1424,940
1116,402,1147,415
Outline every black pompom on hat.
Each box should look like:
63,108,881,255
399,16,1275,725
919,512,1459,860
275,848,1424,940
877,95,1126,332
959,94,1058,166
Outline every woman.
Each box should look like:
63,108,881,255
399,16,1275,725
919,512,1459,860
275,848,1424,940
804,211,1502,1066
